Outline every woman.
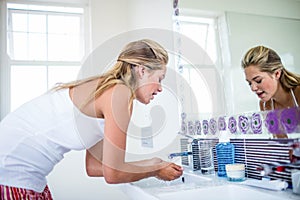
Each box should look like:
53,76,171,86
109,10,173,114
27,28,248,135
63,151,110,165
241,45,300,138
0,39,183,199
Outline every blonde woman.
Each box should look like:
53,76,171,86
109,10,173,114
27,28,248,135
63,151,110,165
242,45,300,138
0,39,183,199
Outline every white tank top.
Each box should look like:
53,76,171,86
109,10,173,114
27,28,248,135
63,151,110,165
0,89,105,192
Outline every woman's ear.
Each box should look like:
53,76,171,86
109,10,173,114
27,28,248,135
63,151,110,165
274,69,282,80
137,65,145,78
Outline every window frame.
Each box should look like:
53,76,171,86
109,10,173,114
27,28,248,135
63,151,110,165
173,10,226,117
0,0,90,119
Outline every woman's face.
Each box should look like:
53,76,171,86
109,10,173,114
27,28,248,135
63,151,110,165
135,66,166,104
244,65,280,102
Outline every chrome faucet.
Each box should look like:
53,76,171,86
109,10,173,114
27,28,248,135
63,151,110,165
256,163,281,176
168,151,192,159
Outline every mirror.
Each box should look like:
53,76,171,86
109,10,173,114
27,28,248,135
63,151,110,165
178,12,300,139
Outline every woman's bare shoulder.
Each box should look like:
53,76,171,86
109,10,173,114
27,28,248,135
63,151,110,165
95,84,132,115
294,85,300,97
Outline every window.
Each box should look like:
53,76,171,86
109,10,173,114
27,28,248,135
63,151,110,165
174,15,219,115
6,3,85,111
177,15,217,64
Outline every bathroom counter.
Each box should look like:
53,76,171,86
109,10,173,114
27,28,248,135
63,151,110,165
119,170,300,200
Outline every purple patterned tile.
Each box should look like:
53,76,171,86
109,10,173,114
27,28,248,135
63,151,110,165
251,113,262,134
280,107,299,133
228,116,237,134
218,116,226,131
209,118,217,135
265,110,280,134
238,115,250,134
203,120,209,135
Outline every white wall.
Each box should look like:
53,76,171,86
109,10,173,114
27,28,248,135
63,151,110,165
180,0,300,19
89,0,173,49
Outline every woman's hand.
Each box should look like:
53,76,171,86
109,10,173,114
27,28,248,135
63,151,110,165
155,162,183,181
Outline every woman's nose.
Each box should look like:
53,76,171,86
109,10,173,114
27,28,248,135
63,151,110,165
157,84,163,92
251,83,258,91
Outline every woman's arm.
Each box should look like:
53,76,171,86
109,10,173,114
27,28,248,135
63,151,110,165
86,141,162,177
86,142,183,180
86,141,104,177
86,143,182,180
86,84,182,183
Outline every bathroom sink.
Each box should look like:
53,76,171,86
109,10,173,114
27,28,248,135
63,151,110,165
158,184,288,200
122,171,294,200
131,171,213,194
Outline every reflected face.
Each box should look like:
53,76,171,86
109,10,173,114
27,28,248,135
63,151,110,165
244,65,279,102
135,66,166,104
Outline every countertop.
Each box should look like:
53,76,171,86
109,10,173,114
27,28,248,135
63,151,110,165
120,170,300,200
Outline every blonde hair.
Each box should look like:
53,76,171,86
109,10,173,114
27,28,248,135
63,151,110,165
241,45,300,91
53,39,168,107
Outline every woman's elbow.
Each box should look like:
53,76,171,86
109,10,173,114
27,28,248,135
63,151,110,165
86,165,103,177
102,168,126,184
86,168,95,177
104,176,121,184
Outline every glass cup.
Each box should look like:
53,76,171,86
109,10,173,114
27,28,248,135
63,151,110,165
292,170,300,195
198,140,215,175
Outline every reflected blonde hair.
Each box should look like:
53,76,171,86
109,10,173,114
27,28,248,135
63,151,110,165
53,39,168,107
241,45,300,91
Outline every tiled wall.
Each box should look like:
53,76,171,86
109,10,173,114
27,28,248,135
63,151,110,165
182,107,300,136
181,138,300,186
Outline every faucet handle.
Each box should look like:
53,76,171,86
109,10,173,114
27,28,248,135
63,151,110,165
256,164,273,176
256,163,286,176
168,151,192,159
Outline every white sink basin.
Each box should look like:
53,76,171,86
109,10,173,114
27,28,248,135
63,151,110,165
122,172,295,200
157,184,288,200
131,171,213,194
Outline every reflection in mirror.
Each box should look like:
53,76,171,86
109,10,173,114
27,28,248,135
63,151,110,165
176,11,300,139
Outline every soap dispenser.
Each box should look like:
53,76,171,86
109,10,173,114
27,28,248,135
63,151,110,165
216,131,235,177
